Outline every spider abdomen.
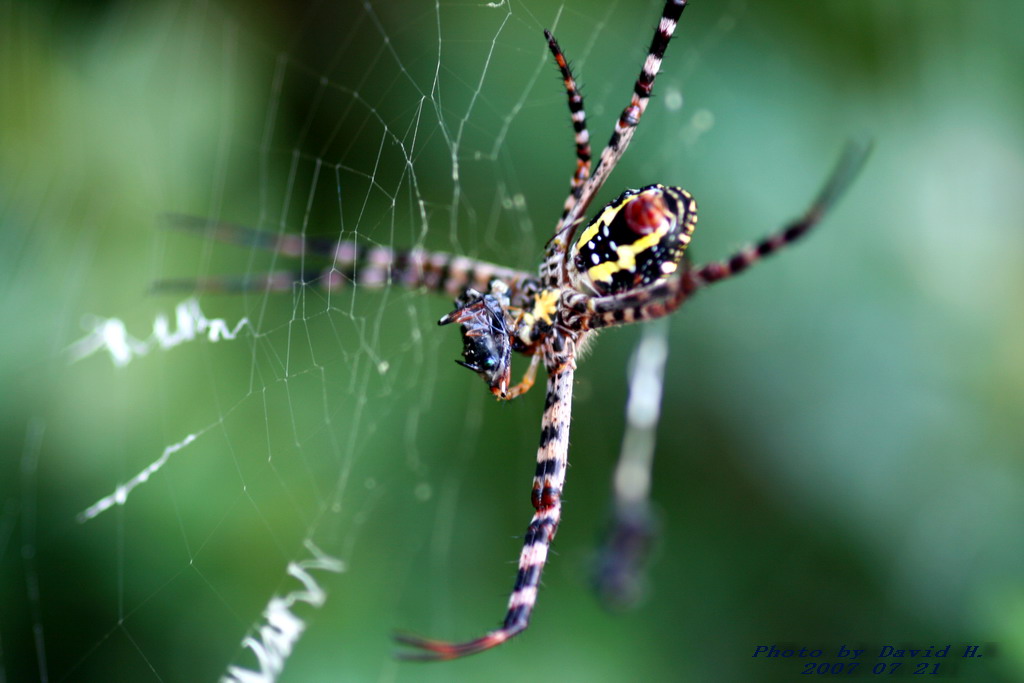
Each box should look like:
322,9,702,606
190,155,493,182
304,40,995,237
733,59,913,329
568,184,697,296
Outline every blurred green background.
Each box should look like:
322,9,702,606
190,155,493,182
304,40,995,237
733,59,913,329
2,0,1023,681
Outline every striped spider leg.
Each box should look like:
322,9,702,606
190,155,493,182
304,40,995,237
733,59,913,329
154,212,537,302
156,214,546,400
544,28,593,222
395,0,691,662
592,317,670,610
545,0,689,275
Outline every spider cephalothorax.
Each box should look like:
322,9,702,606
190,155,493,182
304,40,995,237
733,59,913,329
157,0,869,661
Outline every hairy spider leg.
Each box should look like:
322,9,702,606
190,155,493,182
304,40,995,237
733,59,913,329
395,364,577,660
555,0,688,260
503,352,542,400
688,139,873,289
544,29,593,221
153,213,536,302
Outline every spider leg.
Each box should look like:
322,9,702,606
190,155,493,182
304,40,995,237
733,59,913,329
593,319,668,610
159,212,336,258
544,29,593,221
558,0,688,247
503,353,541,400
567,140,872,330
689,139,873,290
154,213,536,300
396,366,575,661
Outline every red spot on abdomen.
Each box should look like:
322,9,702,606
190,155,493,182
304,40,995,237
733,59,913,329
624,191,668,234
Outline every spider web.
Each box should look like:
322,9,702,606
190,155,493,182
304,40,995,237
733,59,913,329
4,1,1024,682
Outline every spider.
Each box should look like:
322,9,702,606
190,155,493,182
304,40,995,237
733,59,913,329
158,0,870,661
